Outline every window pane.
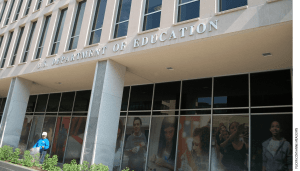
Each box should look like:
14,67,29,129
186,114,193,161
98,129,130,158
59,92,75,112
4,0,15,25
181,78,212,109
0,32,14,68
36,15,51,59
145,0,161,14
68,36,79,50
26,116,45,150
51,8,67,55
143,12,161,31
92,0,107,30
18,116,33,155
251,107,292,113
14,0,23,20
35,94,48,112
121,117,150,170
51,117,71,163
64,117,87,163
46,93,61,112
42,117,57,153
72,1,86,37
147,116,178,170
11,26,25,66
177,116,211,171
0,1,7,22
214,74,249,108
152,111,178,115
24,0,32,15
220,0,247,12
113,117,126,171
211,115,249,171
51,42,59,55
23,21,37,62
251,70,292,106
114,22,128,38
116,0,132,23
153,81,181,110
251,114,292,171
89,29,102,45
178,1,199,22
129,84,153,111
121,87,130,111
179,0,197,4
0,98,5,112
128,112,151,116
213,108,249,114
73,90,91,111
180,110,211,115
26,95,37,112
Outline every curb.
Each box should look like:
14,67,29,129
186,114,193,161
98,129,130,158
0,160,37,171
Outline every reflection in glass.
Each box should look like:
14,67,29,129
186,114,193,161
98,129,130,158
121,117,150,171
114,0,132,38
153,82,181,110
26,116,45,150
177,116,211,171
147,117,178,171
26,95,37,112
211,115,249,171
0,98,5,112
121,87,130,111
251,114,293,171
89,0,107,44
64,117,87,163
51,117,71,163
113,118,126,171
129,84,153,111
18,116,33,154
73,90,91,111
220,0,247,12
59,92,75,112
178,0,200,22
214,74,248,108
35,94,48,112
47,93,61,112
42,117,57,153
181,78,212,109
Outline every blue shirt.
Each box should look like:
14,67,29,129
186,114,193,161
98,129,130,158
33,138,50,150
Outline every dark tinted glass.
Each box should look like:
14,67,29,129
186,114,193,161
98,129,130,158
92,0,107,30
181,78,212,109
116,0,132,23
114,117,126,170
64,117,87,163
143,12,161,31
220,0,247,12
59,92,75,112
18,115,33,155
72,113,88,116
178,1,199,22
152,111,178,115
35,94,48,112
251,107,292,113
23,21,37,62
58,113,71,116
73,90,91,111
129,84,153,110
179,0,197,3
36,15,51,59
26,116,45,150
0,31,14,68
121,87,130,111
114,22,128,38
11,26,24,66
26,95,37,112
213,108,249,114
42,117,57,153
51,8,68,55
153,82,180,110
251,70,292,106
0,98,5,112
120,112,127,116
214,74,248,108
128,112,151,116
145,0,161,14
14,0,23,20
4,0,15,25
72,1,86,36
46,93,61,112
0,1,7,22
180,110,211,115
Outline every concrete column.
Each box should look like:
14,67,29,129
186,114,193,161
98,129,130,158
0,77,32,148
81,60,126,170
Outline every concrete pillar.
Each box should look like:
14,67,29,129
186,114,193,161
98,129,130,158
81,60,126,170
0,77,32,148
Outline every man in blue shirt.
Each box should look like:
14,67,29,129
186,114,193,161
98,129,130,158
32,132,50,164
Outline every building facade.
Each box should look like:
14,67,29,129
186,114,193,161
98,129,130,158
0,0,293,170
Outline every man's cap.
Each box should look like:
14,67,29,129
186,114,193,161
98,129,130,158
42,132,47,136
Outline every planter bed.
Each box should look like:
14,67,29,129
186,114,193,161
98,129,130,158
0,160,43,171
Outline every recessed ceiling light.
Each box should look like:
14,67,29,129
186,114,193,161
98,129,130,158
167,67,174,70
262,53,272,57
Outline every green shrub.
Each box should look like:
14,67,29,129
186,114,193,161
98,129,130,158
0,145,13,161
63,159,80,171
89,163,109,171
42,154,60,171
10,148,20,164
22,150,33,167
33,153,40,167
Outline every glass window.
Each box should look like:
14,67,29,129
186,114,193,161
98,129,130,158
251,70,292,106
153,82,181,110
113,117,126,171
26,115,45,150
51,8,68,55
121,87,130,111
147,116,178,170
152,111,178,115
73,90,91,112
59,92,75,112
177,116,211,171
251,114,292,171
181,78,212,109
0,1,7,23
219,0,247,12
49,0,54,4
0,31,14,68
51,116,71,163
22,21,37,63
129,84,153,111
14,0,23,21
214,74,249,108
180,110,211,115
24,0,32,16
36,0,42,10
4,0,15,25
46,93,61,112
10,26,24,66
211,115,249,171
26,95,37,112
68,0,86,50
121,116,150,170
0,98,6,112
42,116,57,152
114,0,132,38
0,36,3,49
177,0,199,22
64,117,87,163
142,0,161,31
18,115,33,155
35,15,51,59
89,0,107,45
35,94,48,112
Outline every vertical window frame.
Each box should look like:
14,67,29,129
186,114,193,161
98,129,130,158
21,21,37,63
35,15,51,59
0,31,14,68
10,26,24,66
4,0,15,25
113,0,132,39
141,0,162,31
176,0,200,23
14,0,24,21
